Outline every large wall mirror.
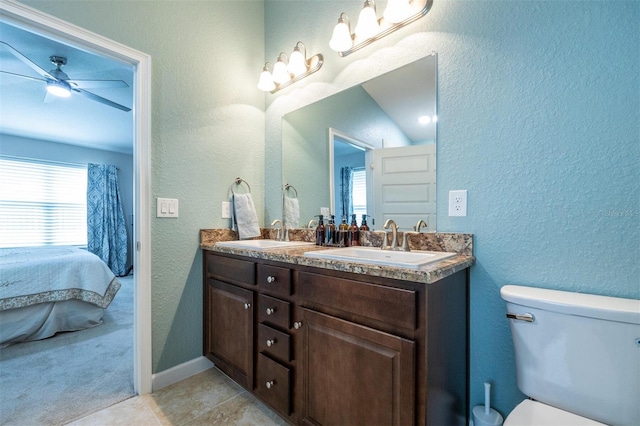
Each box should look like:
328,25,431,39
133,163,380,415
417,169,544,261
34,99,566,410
282,53,437,231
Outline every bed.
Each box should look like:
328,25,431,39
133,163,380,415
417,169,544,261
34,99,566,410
0,246,121,347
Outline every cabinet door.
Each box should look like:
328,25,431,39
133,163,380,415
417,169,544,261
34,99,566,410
205,278,254,389
300,308,415,426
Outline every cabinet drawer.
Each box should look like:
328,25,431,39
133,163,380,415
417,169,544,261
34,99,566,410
206,253,255,286
256,353,291,415
257,264,291,296
258,323,291,362
258,294,291,329
297,271,417,330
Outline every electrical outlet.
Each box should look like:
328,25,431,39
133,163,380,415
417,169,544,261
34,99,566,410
221,201,231,219
448,190,467,217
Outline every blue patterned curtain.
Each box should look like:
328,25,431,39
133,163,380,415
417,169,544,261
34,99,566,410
87,163,128,276
340,166,354,220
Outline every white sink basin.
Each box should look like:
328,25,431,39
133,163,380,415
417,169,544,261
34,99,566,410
304,246,457,269
216,239,315,251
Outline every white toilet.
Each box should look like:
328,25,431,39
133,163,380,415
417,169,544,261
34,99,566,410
501,285,640,426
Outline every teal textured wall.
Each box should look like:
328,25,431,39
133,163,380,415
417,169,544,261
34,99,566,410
21,0,266,373
265,0,639,417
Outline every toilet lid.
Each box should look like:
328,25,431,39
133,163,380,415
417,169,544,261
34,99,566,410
504,400,606,426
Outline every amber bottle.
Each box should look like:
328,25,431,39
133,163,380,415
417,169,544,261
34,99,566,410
348,214,360,246
315,215,325,246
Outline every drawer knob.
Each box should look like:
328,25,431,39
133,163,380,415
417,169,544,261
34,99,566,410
243,303,251,310
266,307,276,315
266,380,275,389
293,321,303,329
266,275,276,283
266,338,277,347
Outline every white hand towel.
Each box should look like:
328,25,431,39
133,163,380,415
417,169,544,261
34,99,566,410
233,193,261,239
283,196,300,229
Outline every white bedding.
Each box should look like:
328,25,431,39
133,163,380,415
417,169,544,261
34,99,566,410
0,246,121,346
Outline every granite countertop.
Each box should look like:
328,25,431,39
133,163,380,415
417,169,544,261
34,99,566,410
200,229,474,285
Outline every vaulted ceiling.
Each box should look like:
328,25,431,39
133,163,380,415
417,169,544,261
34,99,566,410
0,21,134,154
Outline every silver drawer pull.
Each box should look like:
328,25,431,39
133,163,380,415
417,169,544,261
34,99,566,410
293,321,303,329
266,307,276,315
243,303,251,310
267,276,276,283
506,312,535,322
266,380,275,389
266,338,277,347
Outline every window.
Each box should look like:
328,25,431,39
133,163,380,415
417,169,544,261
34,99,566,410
352,167,367,221
0,156,87,248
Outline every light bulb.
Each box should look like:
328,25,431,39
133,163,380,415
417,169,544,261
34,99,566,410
354,1,380,41
418,115,431,124
257,66,275,92
383,0,414,24
272,56,291,85
46,81,71,98
287,46,307,77
329,14,353,52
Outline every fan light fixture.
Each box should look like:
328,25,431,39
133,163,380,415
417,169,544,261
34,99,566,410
46,80,71,98
258,41,323,93
329,0,433,57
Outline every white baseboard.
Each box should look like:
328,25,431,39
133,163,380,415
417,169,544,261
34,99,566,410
151,356,214,392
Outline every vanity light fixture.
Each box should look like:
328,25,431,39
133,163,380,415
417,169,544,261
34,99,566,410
257,41,324,94
329,0,434,57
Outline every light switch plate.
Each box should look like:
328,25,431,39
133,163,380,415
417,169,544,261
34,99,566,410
221,201,231,219
157,198,179,218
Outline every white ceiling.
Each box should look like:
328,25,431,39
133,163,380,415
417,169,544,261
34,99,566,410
0,21,134,154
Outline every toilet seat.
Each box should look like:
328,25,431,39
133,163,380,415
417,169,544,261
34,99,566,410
504,399,606,426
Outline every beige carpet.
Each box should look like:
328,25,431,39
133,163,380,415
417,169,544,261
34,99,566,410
0,275,135,425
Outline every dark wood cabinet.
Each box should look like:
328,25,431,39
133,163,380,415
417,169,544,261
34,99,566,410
300,308,415,426
203,250,469,425
204,279,254,389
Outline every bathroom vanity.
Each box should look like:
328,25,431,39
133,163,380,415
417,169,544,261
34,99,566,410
201,230,473,426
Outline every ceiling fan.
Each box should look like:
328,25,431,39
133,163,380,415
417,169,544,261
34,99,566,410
0,41,131,112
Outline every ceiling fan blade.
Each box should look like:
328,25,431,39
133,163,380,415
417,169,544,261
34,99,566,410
73,87,131,112
67,79,129,89
0,70,46,83
0,41,57,80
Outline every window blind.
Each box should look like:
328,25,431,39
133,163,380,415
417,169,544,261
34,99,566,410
0,156,87,248
352,167,367,220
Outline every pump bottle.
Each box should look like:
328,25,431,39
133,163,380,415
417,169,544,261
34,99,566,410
315,215,325,246
360,214,370,231
348,214,360,246
325,215,336,245
338,215,349,246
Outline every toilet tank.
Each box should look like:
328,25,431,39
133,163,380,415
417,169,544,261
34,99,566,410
501,285,640,426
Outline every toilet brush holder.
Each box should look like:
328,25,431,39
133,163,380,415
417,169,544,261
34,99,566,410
472,382,503,426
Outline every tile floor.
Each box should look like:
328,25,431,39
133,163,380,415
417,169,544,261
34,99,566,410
67,368,287,425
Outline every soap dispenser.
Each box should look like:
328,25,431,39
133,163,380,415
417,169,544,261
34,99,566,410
360,214,370,231
339,215,349,246
326,215,336,245
348,214,360,246
315,215,325,246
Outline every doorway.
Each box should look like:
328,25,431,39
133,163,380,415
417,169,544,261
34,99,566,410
0,0,152,394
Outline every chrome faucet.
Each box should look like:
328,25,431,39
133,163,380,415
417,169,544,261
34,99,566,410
271,219,288,241
414,219,427,233
307,219,317,229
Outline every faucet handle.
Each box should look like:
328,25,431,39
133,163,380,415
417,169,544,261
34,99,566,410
400,232,413,251
375,231,390,250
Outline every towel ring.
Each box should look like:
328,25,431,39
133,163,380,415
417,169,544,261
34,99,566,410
283,183,298,198
229,177,251,196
